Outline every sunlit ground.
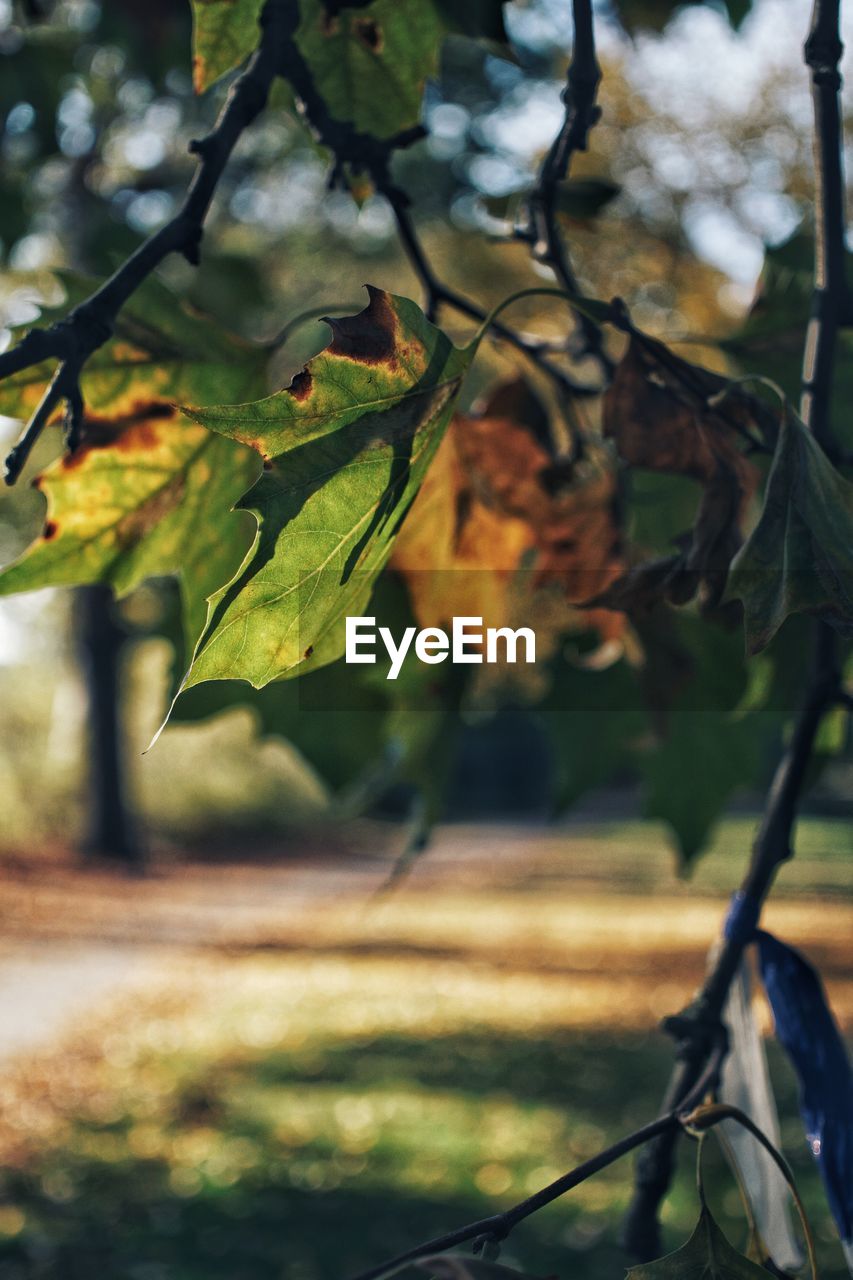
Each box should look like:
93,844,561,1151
0,817,849,1280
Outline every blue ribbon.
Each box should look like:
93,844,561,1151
721,891,853,1246
755,928,853,1246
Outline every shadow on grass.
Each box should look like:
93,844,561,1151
0,1027,845,1280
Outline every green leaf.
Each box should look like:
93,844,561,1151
182,286,475,689
0,410,261,650
628,1205,771,1280
191,0,507,133
172,575,463,804
641,703,763,865
190,0,263,95
727,410,853,654
292,0,444,140
0,275,270,647
0,273,270,422
636,613,780,865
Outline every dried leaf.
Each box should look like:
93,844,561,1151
603,335,762,607
392,379,626,647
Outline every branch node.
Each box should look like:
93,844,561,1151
471,1233,505,1258
188,134,215,160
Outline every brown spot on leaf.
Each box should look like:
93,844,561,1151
353,16,383,51
43,520,58,541
325,287,397,366
62,401,176,470
287,368,313,401
245,437,273,466
303,645,314,659
114,420,161,453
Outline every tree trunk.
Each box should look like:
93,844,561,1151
74,585,140,866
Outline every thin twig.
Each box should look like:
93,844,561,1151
386,188,599,398
347,1113,679,1280
525,0,612,375
2,0,293,484
268,27,601,401
623,0,848,1257
801,0,849,452
348,1040,732,1280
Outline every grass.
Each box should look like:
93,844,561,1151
0,817,849,1280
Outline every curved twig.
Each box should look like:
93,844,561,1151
525,0,612,376
347,1112,679,1280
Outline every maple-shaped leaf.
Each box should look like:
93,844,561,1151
190,0,265,94
0,405,261,650
603,334,763,608
0,273,269,423
545,653,648,813
459,383,625,608
628,1206,771,1280
389,410,535,635
181,286,475,689
0,277,270,646
191,0,506,135
391,379,627,679
727,409,853,653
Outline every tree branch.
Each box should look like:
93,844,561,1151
2,0,293,485
801,0,849,452
525,0,612,376
347,1113,680,1280
272,20,603,402
347,1039,729,1280
623,0,848,1257
385,187,600,399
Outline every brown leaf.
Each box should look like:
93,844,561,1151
392,379,627,643
602,335,763,608
390,416,533,633
603,334,766,483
